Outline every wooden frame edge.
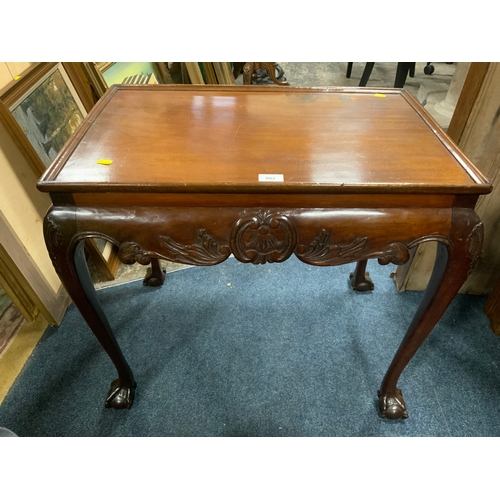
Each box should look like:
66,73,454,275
0,62,57,107
0,242,39,321
447,63,491,145
37,85,118,185
0,62,96,179
400,88,491,190
61,62,97,112
0,99,45,178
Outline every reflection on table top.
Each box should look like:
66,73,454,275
38,85,490,196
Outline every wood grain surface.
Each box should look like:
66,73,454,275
38,85,490,195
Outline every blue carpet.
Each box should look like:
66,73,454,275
1,255,499,436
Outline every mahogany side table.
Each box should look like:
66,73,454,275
37,85,491,419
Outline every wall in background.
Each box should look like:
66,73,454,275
0,62,31,91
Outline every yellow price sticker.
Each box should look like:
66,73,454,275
14,75,21,81
97,159,113,165
374,93,386,98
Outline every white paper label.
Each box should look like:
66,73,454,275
258,174,284,182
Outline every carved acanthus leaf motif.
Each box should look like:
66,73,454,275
465,222,484,277
377,242,411,266
467,222,483,262
44,216,63,250
230,210,297,264
158,229,230,265
44,216,65,275
118,242,152,265
296,229,368,265
296,231,441,267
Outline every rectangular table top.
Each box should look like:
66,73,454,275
38,85,490,196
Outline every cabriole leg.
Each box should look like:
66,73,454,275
378,209,483,419
44,210,136,409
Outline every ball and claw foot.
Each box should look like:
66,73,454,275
378,388,409,419
143,267,166,287
349,271,374,292
105,378,137,409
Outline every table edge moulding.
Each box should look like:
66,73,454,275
37,84,492,420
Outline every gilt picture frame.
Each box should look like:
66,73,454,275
0,62,120,281
6,63,87,168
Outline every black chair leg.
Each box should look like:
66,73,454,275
359,62,375,87
394,62,413,88
346,62,353,78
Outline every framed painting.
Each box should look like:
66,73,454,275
7,63,87,168
0,62,119,281
98,62,161,85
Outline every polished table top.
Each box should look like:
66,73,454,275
38,85,490,196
